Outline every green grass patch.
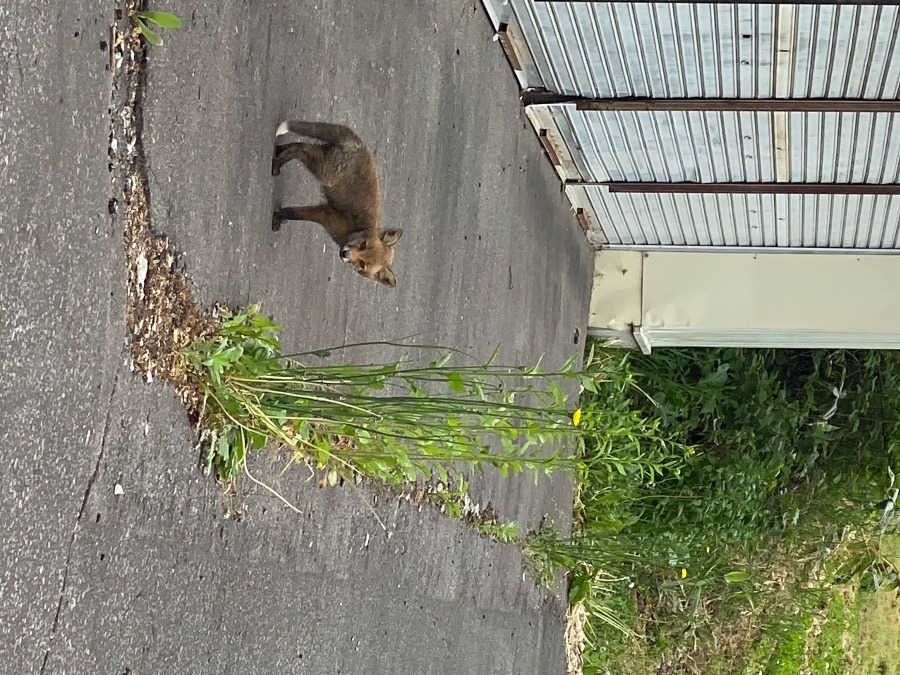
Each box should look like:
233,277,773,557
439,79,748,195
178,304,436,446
808,590,856,674
857,535,900,675
741,587,858,675
568,344,900,674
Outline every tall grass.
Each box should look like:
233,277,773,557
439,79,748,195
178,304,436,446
559,343,900,674
180,305,584,487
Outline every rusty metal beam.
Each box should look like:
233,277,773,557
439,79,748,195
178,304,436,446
521,91,900,113
573,182,900,195
536,129,561,167
495,23,522,71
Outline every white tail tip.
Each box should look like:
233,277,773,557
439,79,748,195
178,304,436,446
275,121,290,137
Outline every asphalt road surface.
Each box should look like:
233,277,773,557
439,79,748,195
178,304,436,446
0,1,594,672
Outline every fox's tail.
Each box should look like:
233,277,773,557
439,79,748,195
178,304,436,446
275,121,361,147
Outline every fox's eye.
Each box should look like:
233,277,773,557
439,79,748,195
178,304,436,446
357,242,367,251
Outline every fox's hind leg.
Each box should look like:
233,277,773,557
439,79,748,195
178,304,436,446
271,141,327,177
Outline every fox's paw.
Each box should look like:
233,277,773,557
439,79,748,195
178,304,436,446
271,212,282,232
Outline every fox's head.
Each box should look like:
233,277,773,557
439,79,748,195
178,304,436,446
340,228,403,287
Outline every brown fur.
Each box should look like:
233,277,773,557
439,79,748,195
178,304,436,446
271,121,402,287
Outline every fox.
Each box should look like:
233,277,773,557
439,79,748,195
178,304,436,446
271,120,402,287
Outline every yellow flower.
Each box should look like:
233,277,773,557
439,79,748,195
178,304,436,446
681,568,688,579
572,408,582,426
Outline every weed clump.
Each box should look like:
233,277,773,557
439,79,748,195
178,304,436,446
180,304,583,487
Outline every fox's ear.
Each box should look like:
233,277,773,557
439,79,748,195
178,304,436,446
375,267,397,288
380,229,403,247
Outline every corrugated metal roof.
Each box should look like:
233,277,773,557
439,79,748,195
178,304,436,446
504,3,900,252
567,185,900,249
510,2,900,99
545,104,900,183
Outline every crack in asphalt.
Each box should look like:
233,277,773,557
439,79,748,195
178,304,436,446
12,0,25,84
37,3,143,669
39,373,119,674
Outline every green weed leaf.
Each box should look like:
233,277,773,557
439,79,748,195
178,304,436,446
723,571,750,584
134,19,163,46
134,11,183,29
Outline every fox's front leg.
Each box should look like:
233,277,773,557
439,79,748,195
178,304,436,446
272,204,338,235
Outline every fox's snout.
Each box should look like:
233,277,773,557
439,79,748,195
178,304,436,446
339,229,403,287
